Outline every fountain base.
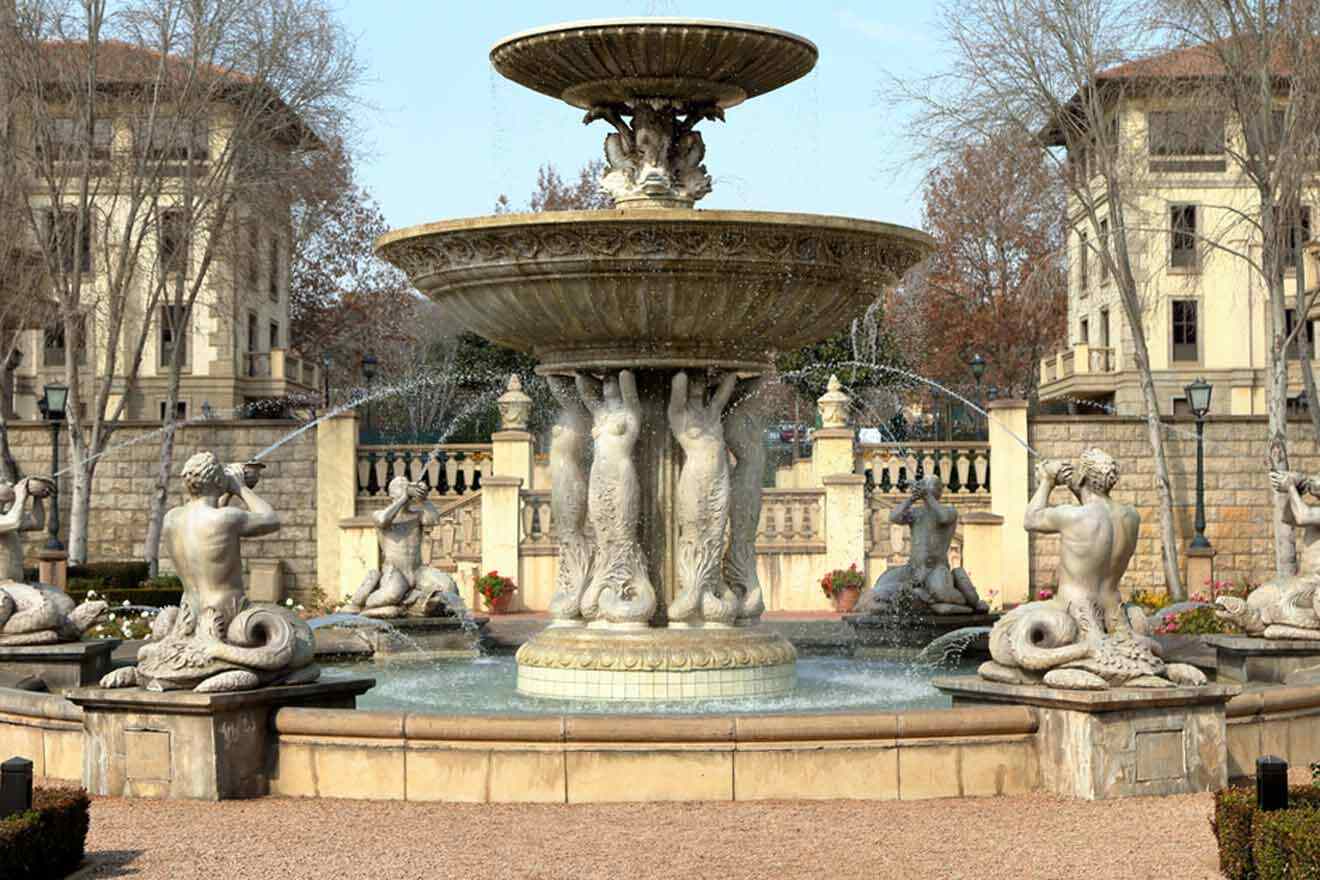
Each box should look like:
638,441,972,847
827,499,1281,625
516,625,796,701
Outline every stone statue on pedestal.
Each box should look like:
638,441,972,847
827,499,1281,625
546,375,594,624
668,371,739,626
341,476,463,619
0,477,106,645
577,370,656,626
1215,470,1320,638
980,448,1205,690
100,452,318,692
856,475,988,616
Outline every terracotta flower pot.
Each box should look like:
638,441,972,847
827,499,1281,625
484,592,515,614
833,586,861,613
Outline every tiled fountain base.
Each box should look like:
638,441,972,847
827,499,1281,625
516,625,797,702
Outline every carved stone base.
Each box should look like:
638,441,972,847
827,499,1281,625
1202,635,1320,684
0,640,119,690
66,676,375,800
516,625,796,701
934,676,1240,800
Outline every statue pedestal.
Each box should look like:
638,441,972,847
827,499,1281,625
933,676,1240,800
0,640,119,690
843,612,999,654
1202,635,1320,684
66,676,374,800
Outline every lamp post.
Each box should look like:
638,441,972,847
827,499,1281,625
1185,377,1213,550
361,353,378,439
321,352,333,410
37,383,67,552
970,353,987,436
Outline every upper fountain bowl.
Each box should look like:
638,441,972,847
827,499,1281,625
376,209,933,375
489,18,818,110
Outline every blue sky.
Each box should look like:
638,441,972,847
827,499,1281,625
338,2,943,233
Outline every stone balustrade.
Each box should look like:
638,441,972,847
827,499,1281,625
356,443,489,503
755,489,826,553
857,442,990,496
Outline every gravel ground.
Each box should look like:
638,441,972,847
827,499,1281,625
84,791,1224,880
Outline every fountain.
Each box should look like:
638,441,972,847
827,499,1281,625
376,18,933,701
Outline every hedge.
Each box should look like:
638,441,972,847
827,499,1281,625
67,581,182,608
0,787,90,880
1215,786,1320,879
67,561,150,589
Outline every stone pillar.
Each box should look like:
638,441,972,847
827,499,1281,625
1185,545,1216,597
492,375,534,485
822,474,867,574
987,399,1030,606
36,548,67,590
960,512,1003,610
813,375,854,488
481,475,523,611
315,412,359,606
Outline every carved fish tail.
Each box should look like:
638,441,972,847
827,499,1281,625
208,605,316,673
598,543,656,624
549,538,593,620
989,602,1089,672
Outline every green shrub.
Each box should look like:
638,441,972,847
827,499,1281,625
67,560,149,589
1214,787,1320,879
68,582,183,609
0,786,90,880
1254,808,1320,879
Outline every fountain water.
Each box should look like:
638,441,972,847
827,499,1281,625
377,18,933,702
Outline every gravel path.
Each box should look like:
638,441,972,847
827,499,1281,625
84,792,1223,880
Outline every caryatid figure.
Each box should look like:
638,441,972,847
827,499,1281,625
668,371,740,626
576,369,656,627
723,377,768,624
546,375,594,625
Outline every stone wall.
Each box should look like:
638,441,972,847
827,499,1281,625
1028,415,1320,594
4,420,319,600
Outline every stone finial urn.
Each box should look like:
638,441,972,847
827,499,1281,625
497,374,533,430
818,374,850,429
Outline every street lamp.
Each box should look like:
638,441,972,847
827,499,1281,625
37,383,67,552
1185,377,1213,550
361,353,378,438
321,352,333,409
970,353,988,436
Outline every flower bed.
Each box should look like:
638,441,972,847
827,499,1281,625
0,786,90,880
1214,786,1320,879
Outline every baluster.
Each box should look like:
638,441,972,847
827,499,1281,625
976,451,989,494
384,450,397,489
435,451,450,496
355,453,365,495
401,450,414,482
472,464,482,492
521,499,534,542
880,455,895,493
755,503,770,543
420,458,433,493
922,453,936,482
956,449,971,493
764,499,780,540
366,450,380,496
454,453,468,495
801,498,815,541
938,451,953,489
540,498,552,542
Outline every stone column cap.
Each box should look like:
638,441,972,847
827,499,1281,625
1185,545,1216,558
492,430,534,442
961,511,1005,525
986,398,1028,410
481,475,524,488
933,675,1241,712
35,548,68,561
812,428,854,440
821,473,866,486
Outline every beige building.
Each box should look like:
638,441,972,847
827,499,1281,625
2,43,319,424
1038,47,1315,417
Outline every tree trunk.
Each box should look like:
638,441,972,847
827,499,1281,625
0,414,18,484
68,458,95,565
1131,335,1187,600
1294,252,1320,438
144,371,183,577
1269,273,1298,576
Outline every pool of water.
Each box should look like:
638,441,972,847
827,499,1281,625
325,653,978,715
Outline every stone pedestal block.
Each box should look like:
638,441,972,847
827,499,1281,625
36,549,68,590
247,560,284,603
1185,545,1215,594
1203,635,1320,684
66,676,374,800
934,676,1240,800
0,640,119,690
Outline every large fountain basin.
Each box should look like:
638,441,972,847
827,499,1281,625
376,210,933,374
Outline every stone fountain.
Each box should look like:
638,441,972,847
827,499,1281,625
377,18,932,701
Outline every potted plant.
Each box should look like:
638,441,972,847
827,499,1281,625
475,570,518,614
821,563,867,613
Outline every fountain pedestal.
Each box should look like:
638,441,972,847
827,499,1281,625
66,676,374,800
1202,635,1320,684
0,640,119,690
934,676,1240,800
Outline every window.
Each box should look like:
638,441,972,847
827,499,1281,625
1148,111,1225,156
1285,207,1312,269
43,316,86,367
1285,308,1316,358
270,321,280,350
1170,204,1198,269
38,118,112,161
1079,318,1089,345
246,224,260,288
158,400,187,421
159,305,189,368
43,209,91,274
1100,308,1111,348
1079,230,1089,290
1172,300,1199,362
137,118,209,161
158,210,187,275
1099,218,1111,283
247,312,259,352
268,237,281,302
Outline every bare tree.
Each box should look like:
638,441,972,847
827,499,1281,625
897,0,1190,597
1157,1,1320,575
